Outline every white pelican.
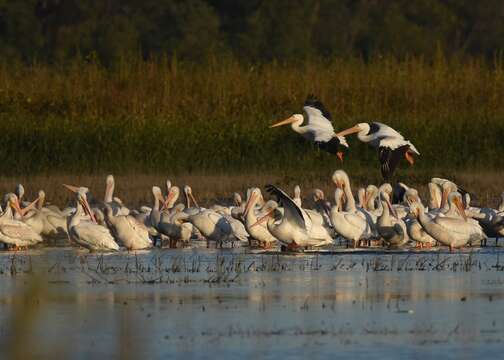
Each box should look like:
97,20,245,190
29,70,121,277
402,188,436,248
336,122,419,179
0,194,43,249
270,95,348,161
104,175,130,216
183,185,201,215
157,206,193,247
330,170,376,247
254,185,333,250
104,206,152,250
243,188,278,248
66,187,119,252
188,209,235,248
376,191,408,248
21,191,68,241
409,193,486,251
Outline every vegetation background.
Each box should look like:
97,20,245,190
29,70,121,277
0,1,503,201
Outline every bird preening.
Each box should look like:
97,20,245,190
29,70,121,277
271,95,420,180
1,172,501,253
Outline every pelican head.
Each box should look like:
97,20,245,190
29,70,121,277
440,181,457,209
75,188,97,223
404,188,420,206
313,189,325,202
233,192,242,207
184,185,199,208
380,190,398,219
162,186,180,210
332,170,350,189
379,183,393,198
244,188,261,217
448,192,467,221
6,193,23,216
15,184,25,201
409,201,424,219
250,200,279,228
270,114,303,128
336,123,368,137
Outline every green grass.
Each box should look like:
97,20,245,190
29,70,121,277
0,54,503,178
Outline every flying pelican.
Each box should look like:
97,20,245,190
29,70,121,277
270,95,348,161
336,122,419,179
65,186,119,252
243,188,278,248
0,194,43,249
253,185,333,250
104,206,152,250
409,193,486,251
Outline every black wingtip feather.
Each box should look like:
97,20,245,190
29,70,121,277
304,95,332,120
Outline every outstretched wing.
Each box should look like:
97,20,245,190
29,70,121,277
378,144,410,180
265,184,311,230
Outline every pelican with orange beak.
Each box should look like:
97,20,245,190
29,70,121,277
409,193,485,251
65,186,119,252
270,95,348,161
244,188,278,248
336,122,419,180
252,185,333,250
0,193,43,249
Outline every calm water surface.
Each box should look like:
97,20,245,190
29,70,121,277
1,246,504,359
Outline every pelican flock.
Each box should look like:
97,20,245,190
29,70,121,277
0,170,500,253
0,96,501,253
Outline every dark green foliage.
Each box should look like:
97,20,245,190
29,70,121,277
1,1,504,62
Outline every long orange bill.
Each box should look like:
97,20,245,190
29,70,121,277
387,199,398,219
440,189,448,209
335,125,361,137
270,116,296,128
189,193,199,208
336,151,344,162
161,191,175,211
250,209,273,228
454,197,468,221
18,197,40,217
243,193,257,217
405,151,415,166
81,198,97,223
63,184,80,193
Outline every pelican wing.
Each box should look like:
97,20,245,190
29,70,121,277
74,222,118,250
303,95,349,147
125,215,149,234
371,122,404,139
0,221,41,241
378,144,410,180
265,184,311,230
433,216,484,237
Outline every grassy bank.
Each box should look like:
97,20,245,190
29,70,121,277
0,54,503,177
1,170,502,210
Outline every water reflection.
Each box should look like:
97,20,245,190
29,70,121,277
0,248,503,359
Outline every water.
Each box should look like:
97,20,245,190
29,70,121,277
1,246,504,359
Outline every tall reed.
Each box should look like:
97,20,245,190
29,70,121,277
0,53,503,177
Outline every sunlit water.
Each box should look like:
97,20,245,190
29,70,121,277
1,245,504,359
